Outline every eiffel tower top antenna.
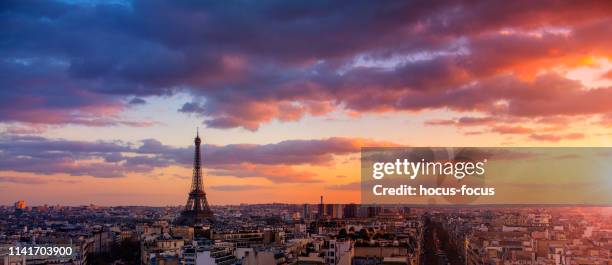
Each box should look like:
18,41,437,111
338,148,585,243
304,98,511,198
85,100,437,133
192,128,202,192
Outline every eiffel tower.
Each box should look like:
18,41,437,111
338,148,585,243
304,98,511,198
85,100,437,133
175,128,214,225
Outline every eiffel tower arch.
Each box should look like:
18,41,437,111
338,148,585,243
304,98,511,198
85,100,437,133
175,129,215,225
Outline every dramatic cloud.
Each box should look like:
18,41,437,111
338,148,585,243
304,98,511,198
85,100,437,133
135,137,394,166
0,136,134,178
209,164,320,184
2,0,612,131
426,117,497,127
0,135,392,182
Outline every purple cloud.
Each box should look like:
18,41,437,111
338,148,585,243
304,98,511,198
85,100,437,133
1,0,612,131
0,135,392,182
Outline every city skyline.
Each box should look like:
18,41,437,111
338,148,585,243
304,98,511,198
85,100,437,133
2,1,612,206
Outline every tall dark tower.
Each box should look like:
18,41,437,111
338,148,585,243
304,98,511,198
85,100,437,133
318,195,324,219
175,129,214,225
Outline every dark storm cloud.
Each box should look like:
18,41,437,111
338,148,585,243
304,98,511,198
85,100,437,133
2,0,612,130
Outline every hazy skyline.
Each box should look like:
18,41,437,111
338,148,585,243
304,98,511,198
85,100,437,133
1,0,612,206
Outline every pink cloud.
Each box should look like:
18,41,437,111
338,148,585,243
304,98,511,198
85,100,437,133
529,133,584,142
208,163,321,183
492,125,534,135
602,70,612,80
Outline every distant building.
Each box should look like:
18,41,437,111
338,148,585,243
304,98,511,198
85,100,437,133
183,244,236,265
297,254,325,265
322,239,352,265
141,235,185,265
242,252,279,265
343,204,357,219
171,226,194,241
14,200,26,210
303,204,309,219
91,227,112,256
367,206,382,217
318,196,324,219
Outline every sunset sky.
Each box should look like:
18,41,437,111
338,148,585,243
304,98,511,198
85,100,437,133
1,0,612,206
